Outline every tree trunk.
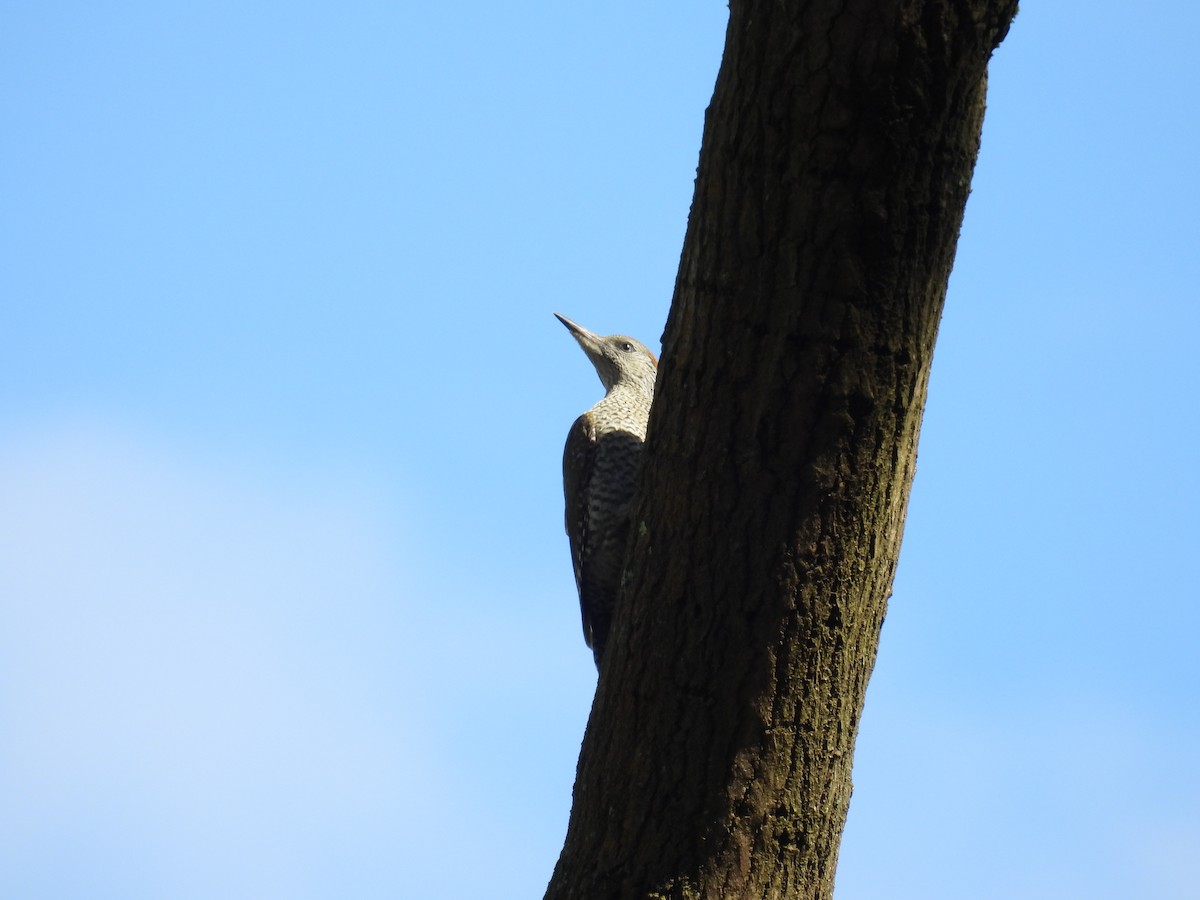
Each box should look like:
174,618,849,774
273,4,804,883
546,1,1017,898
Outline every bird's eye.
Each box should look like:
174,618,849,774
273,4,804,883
621,342,634,352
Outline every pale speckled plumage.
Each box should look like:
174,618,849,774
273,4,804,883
555,313,657,669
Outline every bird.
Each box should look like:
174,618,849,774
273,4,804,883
555,312,658,669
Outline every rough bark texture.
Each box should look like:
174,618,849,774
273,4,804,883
546,1,1017,898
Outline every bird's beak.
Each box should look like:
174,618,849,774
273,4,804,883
554,312,605,360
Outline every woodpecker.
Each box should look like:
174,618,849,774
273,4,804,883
555,312,658,669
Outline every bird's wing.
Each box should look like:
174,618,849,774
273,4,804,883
562,413,597,647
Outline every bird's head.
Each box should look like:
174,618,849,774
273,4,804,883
555,313,658,395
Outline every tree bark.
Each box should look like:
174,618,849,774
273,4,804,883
546,2,1017,898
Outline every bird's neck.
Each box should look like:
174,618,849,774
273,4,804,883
591,381,654,438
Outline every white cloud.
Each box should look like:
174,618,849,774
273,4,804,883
0,419,448,899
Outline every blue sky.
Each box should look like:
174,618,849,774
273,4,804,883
2,2,1197,898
